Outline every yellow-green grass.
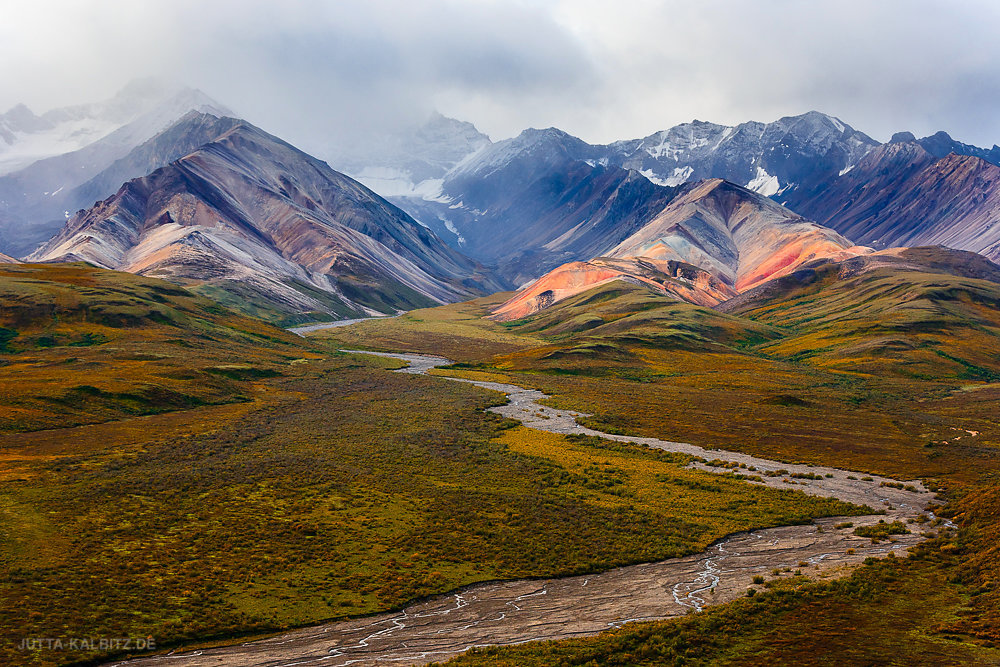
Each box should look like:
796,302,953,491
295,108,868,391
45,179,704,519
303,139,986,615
317,278,1000,485
501,281,782,349
498,427,865,536
727,265,1000,381
311,292,545,362
0,263,313,432
497,352,997,484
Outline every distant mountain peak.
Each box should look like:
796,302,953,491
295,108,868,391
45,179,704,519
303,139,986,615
450,126,593,179
890,131,917,143
0,103,52,135
322,111,490,197
0,79,233,179
424,110,487,133
791,109,849,126
864,139,933,163
3,103,38,121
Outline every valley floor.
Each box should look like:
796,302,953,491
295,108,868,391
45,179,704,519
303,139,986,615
4,278,1000,666
113,351,949,667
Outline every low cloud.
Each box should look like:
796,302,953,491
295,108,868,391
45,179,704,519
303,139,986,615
2,0,998,149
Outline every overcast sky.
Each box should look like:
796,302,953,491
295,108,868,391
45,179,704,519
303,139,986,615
3,0,1000,149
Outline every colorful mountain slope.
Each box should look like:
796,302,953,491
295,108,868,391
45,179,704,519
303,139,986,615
30,119,502,324
490,257,737,321
492,179,868,321
0,80,232,255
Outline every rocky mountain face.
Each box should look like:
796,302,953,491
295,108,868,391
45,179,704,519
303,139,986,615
388,128,678,285
492,179,868,320
384,111,999,285
598,111,879,198
784,141,1000,262
31,119,502,323
893,130,1000,167
0,80,232,256
386,112,882,285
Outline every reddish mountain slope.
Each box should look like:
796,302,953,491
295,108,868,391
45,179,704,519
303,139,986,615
491,257,736,321
492,179,867,321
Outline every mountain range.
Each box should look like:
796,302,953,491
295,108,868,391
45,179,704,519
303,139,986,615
6,78,1000,667
368,110,1000,288
5,81,1000,325
783,141,1000,262
491,179,868,320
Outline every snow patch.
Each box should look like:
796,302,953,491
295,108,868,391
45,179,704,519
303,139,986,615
353,169,453,204
443,219,465,245
838,164,855,176
412,178,451,203
639,165,693,187
746,167,780,196
666,166,694,186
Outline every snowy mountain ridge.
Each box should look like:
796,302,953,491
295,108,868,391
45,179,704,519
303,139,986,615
0,78,230,175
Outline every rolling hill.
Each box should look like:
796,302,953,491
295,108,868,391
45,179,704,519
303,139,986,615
718,246,1000,379
0,262,307,431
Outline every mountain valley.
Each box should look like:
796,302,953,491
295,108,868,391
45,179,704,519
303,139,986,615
2,80,1000,667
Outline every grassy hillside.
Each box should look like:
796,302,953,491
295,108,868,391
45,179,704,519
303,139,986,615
493,282,783,375
721,257,1000,380
0,263,309,432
